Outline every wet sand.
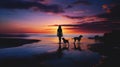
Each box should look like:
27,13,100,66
0,35,119,67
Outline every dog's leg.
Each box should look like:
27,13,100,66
74,42,76,49
78,39,80,43
77,43,81,50
67,41,70,48
74,38,77,43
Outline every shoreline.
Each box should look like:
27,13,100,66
0,38,40,49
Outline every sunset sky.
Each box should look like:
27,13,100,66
0,0,120,34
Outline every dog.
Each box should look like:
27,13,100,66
62,38,69,44
73,35,83,43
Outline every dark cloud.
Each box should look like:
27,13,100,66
63,15,84,19
66,0,92,8
64,15,107,24
38,0,45,1
73,0,92,5
99,0,120,22
52,21,120,33
62,0,120,33
0,0,64,13
99,4,120,22
54,3,120,33
65,0,120,21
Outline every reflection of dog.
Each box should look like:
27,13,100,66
73,35,83,43
62,38,69,44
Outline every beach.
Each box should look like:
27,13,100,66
0,33,103,67
0,33,119,67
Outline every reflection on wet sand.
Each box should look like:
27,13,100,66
73,43,81,51
56,43,69,58
40,42,101,67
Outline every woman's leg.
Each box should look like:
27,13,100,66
58,37,61,44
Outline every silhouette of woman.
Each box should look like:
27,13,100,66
57,25,63,44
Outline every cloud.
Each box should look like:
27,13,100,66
62,0,120,33
99,0,120,22
63,15,84,19
0,0,64,13
65,2,120,23
66,0,92,8
52,21,120,33
99,4,120,21
73,0,92,5
62,5,120,33
63,15,107,24
62,2,120,33
72,10,85,14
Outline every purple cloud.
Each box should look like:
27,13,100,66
66,0,92,8
73,0,92,5
63,15,107,24
61,0,120,33
0,0,64,13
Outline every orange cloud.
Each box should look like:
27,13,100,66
102,4,116,14
102,4,108,9
102,4,111,13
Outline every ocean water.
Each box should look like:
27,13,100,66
26,33,103,38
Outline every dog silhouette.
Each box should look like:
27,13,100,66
73,35,83,43
62,38,70,48
62,38,69,44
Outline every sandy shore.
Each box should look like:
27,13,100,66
0,38,40,48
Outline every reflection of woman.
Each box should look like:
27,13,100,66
57,25,63,44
